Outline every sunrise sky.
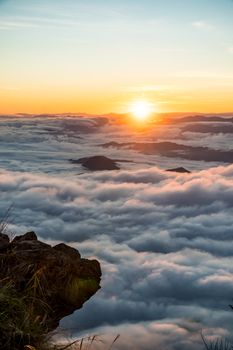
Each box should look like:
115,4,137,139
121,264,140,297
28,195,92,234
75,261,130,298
0,0,233,114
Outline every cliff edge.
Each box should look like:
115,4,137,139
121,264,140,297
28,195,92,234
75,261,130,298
0,231,101,348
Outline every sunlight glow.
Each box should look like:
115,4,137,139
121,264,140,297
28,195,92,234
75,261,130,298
129,100,154,122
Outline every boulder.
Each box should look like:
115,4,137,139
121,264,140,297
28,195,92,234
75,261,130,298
12,230,38,242
0,231,101,331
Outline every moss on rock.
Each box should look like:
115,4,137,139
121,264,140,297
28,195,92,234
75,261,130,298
64,278,100,306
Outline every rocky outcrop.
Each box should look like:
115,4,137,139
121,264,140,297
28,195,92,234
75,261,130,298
166,167,191,173
0,232,101,331
70,155,120,170
101,141,233,163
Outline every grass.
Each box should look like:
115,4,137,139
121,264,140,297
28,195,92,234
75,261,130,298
0,217,117,350
0,212,45,349
0,283,49,350
51,334,120,350
0,281,119,350
1,216,115,350
0,214,92,349
202,333,233,350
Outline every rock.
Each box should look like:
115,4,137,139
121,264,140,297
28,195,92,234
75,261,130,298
0,232,9,244
53,242,81,260
0,232,101,331
0,233,10,252
70,155,120,171
12,231,38,242
166,167,191,173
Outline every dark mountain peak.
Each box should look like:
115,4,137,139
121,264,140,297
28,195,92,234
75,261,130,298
166,167,191,173
70,155,120,171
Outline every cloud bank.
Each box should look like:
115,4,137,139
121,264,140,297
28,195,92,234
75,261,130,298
1,114,233,349
1,164,233,349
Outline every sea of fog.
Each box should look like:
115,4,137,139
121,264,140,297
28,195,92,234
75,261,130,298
0,113,233,350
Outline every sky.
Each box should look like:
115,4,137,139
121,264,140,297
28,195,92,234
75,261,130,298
0,0,233,114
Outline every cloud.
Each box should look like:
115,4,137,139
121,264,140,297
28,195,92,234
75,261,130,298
102,140,233,163
1,164,233,348
123,84,172,93
191,21,213,30
182,124,233,134
1,114,233,349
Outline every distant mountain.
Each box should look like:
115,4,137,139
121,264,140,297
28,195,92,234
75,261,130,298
102,141,233,163
166,167,191,173
70,155,120,171
182,123,233,134
174,115,233,124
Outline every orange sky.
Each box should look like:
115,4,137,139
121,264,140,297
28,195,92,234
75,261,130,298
1,0,233,114
1,83,233,115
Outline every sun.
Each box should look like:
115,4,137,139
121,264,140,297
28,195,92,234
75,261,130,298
129,100,153,122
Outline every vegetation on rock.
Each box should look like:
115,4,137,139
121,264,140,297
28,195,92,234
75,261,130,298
0,231,101,350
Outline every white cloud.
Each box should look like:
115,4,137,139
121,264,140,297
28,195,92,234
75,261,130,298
191,21,213,30
1,165,233,348
1,115,233,349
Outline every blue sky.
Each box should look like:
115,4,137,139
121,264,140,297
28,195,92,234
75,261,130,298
0,0,233,113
